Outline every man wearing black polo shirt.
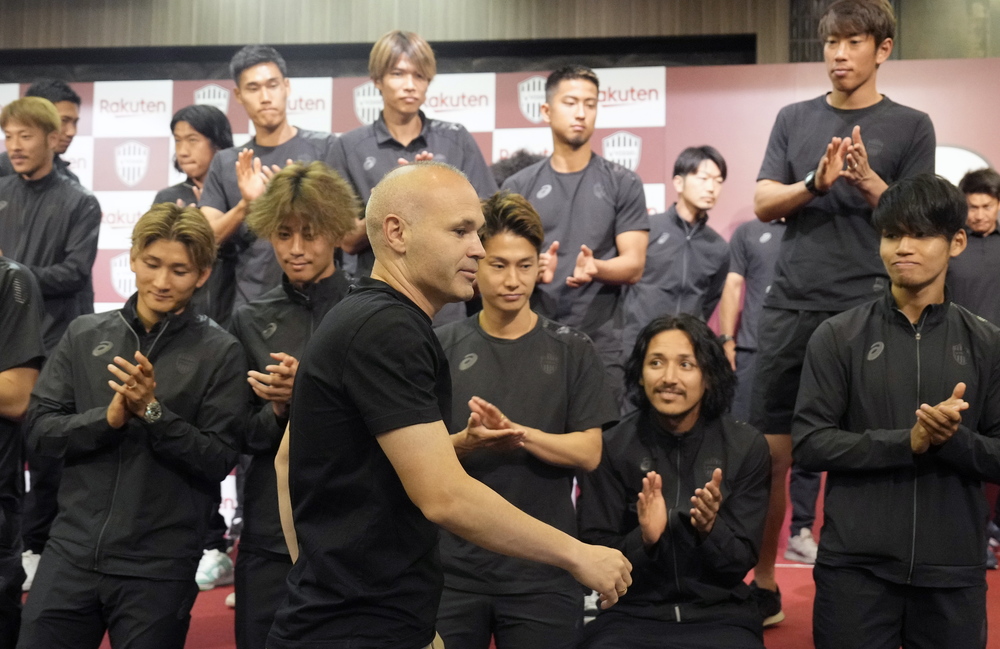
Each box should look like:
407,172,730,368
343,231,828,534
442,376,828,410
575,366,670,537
749,0,935,622
503,66,649,393
268,163,632,649
0,257,45,644
435,191,619,649
199,45,338,326
948,168,1000,326
0,79,81,183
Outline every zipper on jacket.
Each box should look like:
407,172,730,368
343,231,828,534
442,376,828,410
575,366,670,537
670,445,683,612
905,317,924,584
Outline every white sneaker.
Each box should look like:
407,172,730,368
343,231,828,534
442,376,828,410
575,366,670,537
225,591,236,608
195,549,234,591
21,550,40,591
784,528,818,564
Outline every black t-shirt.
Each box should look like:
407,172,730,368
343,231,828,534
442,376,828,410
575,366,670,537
153,181,197,206
435,314,618,595
947,229,1000,326
728,219,786,351
200,129,338,319
757,95,935,311
268,277,451,649
0,258,45,550
502,155,649,359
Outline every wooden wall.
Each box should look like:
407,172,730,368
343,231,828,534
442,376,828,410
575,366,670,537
0,0,790,64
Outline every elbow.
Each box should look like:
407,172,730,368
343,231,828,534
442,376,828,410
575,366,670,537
622,262,645,285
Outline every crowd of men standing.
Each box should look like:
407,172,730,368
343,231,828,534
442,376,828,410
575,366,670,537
2,1,1000,648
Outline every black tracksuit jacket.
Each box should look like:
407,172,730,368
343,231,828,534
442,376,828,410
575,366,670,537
230,271,351,557
27,294,246,580
793,292,1000,588
578,410,770,627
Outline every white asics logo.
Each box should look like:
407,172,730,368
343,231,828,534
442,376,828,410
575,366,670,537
536,185,552,199
867,342,884,361
459,353,478,371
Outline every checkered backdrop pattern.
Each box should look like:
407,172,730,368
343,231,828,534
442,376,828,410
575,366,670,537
1,58,997,313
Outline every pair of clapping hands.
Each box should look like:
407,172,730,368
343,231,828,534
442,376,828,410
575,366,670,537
911,382,968,454
638,468,724,546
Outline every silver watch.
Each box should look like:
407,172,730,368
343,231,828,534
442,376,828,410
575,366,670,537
143,399,162,423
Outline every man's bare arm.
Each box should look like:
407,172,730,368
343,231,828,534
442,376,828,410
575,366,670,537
0,366,39,421
719,272,745,370
754,136,851,222
275,425,298,562
378,420,632,608
567,230,648,288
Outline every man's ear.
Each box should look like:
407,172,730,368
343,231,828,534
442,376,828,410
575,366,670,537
950,228,968,258
383,213,408,254
540,102,551,125
196,265,212,289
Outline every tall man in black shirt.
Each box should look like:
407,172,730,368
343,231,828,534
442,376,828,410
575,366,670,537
503,66,649,393
199,45,339,326
749,0,935,622
0,257,45,645
231,161,359,649
948,168,1000,326
435,191,619,649
794,174,1000,649
268,163,632,649
0,79,81,183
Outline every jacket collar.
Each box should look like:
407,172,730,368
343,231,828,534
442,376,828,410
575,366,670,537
280,270,351,310
121,292,199,338
373,110,430,146
669,203,708,235
881,287,951,331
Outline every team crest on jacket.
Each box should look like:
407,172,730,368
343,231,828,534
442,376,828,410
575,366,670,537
110,252,136,299
867,341,884,361
194,84,230,114
702,458,722,483
540,351,559,375
517,76,546,124
114,141,150,188
602,131,642,172
953,344,969,366
353,81,384,125
176,353,197,375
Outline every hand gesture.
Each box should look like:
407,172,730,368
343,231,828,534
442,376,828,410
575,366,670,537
397,151,435,166
919,382,968,446
235,149,269,203
247,352,300,417
841,125,874,188
566,244,598,288
458,396,525,453
106,391,130,429
569,544,633,610
107,351,157,420
637,471,667,547
814,135,851,194
538,241,560,284
690,468,723,536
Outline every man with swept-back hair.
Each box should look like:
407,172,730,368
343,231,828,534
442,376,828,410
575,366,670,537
156,104,234,207
230,161,358,649
0,79,83,182
434,191,619,648
18,204,245,648
268,162,632,649
948,167,1000,326
748,0,935,622
331,30,497,299
794,174,1000,649
199,44,339,327
578,313,770,649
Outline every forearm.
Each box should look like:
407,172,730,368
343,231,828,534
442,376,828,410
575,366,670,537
792,424,915,472
933,426,1000,483
144,408,239,483
29,404,124,459
592,252,645,286
202,203,248,244
753,179,813,222
275,426,298,562
0,368,38,421
856,175,889,209
244,401,287,454
718,274,744,337
521,427,602,472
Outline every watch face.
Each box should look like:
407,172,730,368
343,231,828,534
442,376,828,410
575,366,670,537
145,401,162,422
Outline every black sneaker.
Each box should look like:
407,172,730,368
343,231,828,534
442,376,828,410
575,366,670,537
750,580,786,627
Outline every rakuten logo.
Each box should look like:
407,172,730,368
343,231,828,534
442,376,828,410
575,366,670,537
102,209,145,226
497,147,550,158
99,99,167,114
599,87,660,106
425,93,490,111
288,97,326,112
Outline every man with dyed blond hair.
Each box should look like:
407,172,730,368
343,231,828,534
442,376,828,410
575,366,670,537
268,163,631,649
332,29,497,293
230,161,359,649
18,204,246,649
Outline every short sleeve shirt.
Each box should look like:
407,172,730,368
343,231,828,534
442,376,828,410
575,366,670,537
728,219,786,350
502,154,649,357
757,95,935,311
435,314,618,594
153,181,197,207
947,229,1000,326
268,277,451,649
199,129,338,314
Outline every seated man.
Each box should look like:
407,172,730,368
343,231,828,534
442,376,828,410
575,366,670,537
434,191,619,649
18,204,246,649
794,174,1000,649
230,161,359,649
578,313,770,649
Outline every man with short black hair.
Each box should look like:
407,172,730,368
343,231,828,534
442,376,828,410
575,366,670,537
0,79,82,183
18,204,245,649
622,145,730,357
948,167,1000,326
503,66,649,392
749,0,935,621
199,44,339,326
794,174,1000,649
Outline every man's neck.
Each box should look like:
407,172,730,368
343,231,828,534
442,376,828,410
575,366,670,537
653,406,700,435
371,260,437,319
20,157,55,182
674,200,704,224
549,140,592,174
477,304,537,340
827,83,883,110
382,108,423,148
253,122,297,148
892,281,945,325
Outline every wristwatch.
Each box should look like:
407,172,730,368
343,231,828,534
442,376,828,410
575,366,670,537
143,399,162,423
719,334,735,344
804,170,828,197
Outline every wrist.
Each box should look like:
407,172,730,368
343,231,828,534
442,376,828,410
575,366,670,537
804,170,829,196
720,335,736,346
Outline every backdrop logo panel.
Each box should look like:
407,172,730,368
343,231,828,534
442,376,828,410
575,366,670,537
496,72,551,129
287,77,334,134
173,80,248,133
110,251,136,299
93,80,172,138
594,67,666,128
601,131,642,171
595,127,665,180
0,84,20,141
491,128,552,162
643,184,666,216
194,83,230,114
517,76,547,124
331,76,372,133
96,191,157,250
63,136,95,191
422,73,496,132
353,80,384,126
93,138,170,192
